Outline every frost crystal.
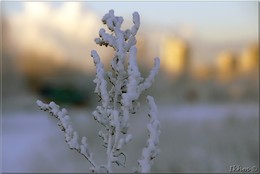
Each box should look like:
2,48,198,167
37,9,160,173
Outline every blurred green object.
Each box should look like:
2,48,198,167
39,85,90,106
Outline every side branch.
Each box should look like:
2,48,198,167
137,96,160,173
139,58,160,92
36,100,98,170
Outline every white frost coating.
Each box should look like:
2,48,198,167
65,125,73,142
36,100,48,110
138,96,160,173
122,46,141,106
139,58,160,92
91,50,109,108
96,28,116,48
116,138,125,150
147,96,158,119
80,136,90,157
131,12,140,35
125,134,133,143
37,9,160,173
125,36,136,51
68,131,79,149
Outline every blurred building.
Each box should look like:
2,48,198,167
215,51,237,82
237,43,259,78
160,35,189,79
193,65,214,81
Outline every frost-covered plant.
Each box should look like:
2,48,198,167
36,10,160,173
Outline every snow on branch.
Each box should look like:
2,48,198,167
37,9,160,173
91,50,109,108
139,58,160,92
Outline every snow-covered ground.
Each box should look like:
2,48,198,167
2,102,259,172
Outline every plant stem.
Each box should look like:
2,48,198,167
107,128,113,172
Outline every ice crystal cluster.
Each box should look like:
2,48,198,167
37,10,160,173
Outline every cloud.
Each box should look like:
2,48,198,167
7,2,101,73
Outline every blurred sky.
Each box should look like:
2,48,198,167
2,1,258,82
2,1,258,43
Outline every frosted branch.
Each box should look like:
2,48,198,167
131,12,140,36
37,9,160,173
91,50,109,108
137,96,160,173
36,100,98,171
139,58,160,92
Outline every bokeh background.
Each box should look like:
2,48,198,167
1,1,259,173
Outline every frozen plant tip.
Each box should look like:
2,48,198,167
37,9,160,173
